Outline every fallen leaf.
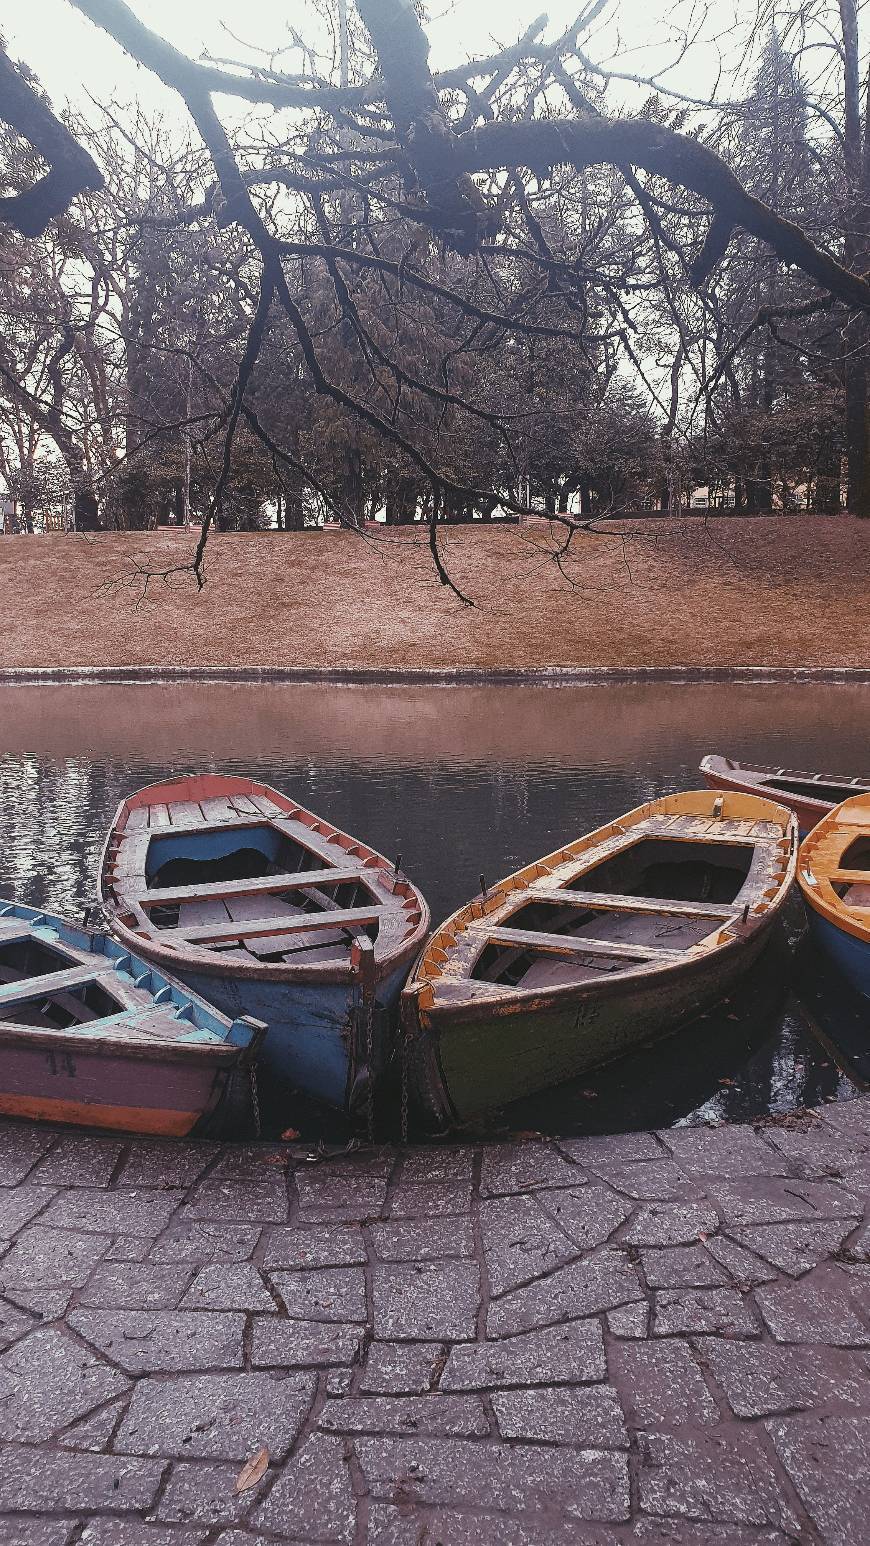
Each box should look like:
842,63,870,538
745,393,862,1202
236,1445,269,1493
281,1127,301,1141
718,1078,735,1086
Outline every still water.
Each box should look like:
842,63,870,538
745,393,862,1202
1,680,868,1136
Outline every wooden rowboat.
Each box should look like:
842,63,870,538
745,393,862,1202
0,900,264,1135
701,753,869,835
400,790,797,1129
99,774,429,1113
798,793,870,999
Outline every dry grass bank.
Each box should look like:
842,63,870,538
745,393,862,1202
1,515,867,669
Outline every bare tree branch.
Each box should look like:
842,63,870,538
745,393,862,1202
0,47,103,235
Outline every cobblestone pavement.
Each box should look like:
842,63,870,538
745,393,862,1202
0,1103,868,1546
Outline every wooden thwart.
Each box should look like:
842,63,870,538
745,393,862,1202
137,868,363,909
166,905,382,946
481,925,684,961
0,964,106,1005
529,888,736,919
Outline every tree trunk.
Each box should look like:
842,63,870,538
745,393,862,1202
343,449,365,527
839,0,869,513
74,484,100,531
816,433,842,514
744,471,770,513
844,317,869,514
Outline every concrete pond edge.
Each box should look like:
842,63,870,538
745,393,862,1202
2,663,870,684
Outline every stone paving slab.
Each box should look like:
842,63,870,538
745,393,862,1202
0,1111,865,1542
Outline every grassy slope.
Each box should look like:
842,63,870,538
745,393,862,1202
1,516,868,669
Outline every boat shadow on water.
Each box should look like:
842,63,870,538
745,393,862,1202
248,911,867,1144
482,918,869,1137
791,936,870,1091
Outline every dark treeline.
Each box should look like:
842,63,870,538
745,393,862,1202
0,2,868,547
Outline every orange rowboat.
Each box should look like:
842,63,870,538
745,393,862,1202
798,793,870,999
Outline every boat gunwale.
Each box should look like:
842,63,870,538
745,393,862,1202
402,790,797,1027
0,1018,248,1064
98,773,431,985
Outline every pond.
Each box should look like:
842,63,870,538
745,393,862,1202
1,679,868,1139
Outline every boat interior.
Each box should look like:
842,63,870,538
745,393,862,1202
0,935,125,1030
557,836,755,903
0,907,241,1047
107,786,422,969
470,834,762,991
422,797,795,1000
141,824,383,964
817,835,870,910
764,775,860,803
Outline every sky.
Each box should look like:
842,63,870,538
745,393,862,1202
5,0,740,126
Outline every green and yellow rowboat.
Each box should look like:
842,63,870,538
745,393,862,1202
400,789,797,1129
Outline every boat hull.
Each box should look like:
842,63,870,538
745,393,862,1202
0,903,263,1137
805,910,870,1001
402,788,796,1131
0,1033,236,1136
165,957,411,1110
99,773,430,1117
797,791,870,1003
406,922,773,1128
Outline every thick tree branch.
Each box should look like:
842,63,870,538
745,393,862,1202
71,0,870,312
355,0,495,254
0,48,103,235
456,118,870,310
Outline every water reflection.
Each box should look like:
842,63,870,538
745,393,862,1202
0,680,867,1135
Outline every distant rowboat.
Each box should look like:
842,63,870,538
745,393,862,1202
99,774,429,1113
0,901,264,1135
798,793,870,999
701,753,869,834
400,790,797,1129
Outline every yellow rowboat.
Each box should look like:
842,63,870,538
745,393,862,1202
400,790,797,1129
798,794,870,999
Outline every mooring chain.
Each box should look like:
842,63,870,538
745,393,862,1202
249,1062,262,1139
365,995,376,1146
400,1018,411,1147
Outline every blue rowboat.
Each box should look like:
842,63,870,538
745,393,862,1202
99,774,430,1114
798,794,870,998
0,900,264,1135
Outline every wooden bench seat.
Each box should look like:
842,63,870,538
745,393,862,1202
481,925,684,962
164,905,382,947
527,887,735,919
137,868,363,909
